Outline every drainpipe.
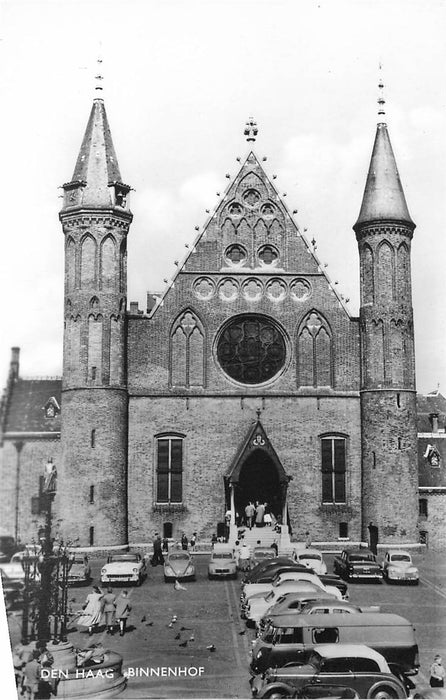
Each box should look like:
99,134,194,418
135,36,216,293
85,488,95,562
14,441,24,543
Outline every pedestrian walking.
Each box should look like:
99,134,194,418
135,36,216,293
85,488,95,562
245,501,255,529
103,587,117,635
305,531,312,548
22,649,41,700
115,590,132,637
76,585,104,635
152,532,164,565
181,533,188,550
190,532,197,551
238,541,251,571
430,655,445,687
162,537,169,553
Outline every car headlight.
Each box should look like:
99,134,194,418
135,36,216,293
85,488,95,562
101,568,107,575
165,566,174,575
132,568,138,573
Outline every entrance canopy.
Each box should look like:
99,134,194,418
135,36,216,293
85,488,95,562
225,419,289,486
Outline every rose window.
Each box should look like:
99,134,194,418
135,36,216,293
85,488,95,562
217,315,286,384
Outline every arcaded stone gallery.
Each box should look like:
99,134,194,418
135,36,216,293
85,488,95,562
1,95,445,550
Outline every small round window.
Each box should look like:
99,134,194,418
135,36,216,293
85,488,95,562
243,189,261,207
217,315,286,385
258,245,279,265
225,244,247,265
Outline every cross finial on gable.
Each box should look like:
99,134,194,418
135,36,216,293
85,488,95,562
244,118,258,142
256,407,261,419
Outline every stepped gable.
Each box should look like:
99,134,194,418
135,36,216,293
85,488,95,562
4,379,62,434
152,150,350,317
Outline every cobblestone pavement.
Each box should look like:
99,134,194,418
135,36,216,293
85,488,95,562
4,548,446,698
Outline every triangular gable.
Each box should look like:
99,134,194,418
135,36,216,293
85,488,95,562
225,419,289,485
151,150,351,318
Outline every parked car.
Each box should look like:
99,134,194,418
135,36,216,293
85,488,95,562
245,582,335,626
100,553,146,586
333,549,383,582
164,551,195,582
252,547,278,566
208,546,237,580
250,612,419,676
251,644,409,698
295,549,327,575
0,569,24,610
66,554,91,585
242,571,343,612
0,548,41,584
243,558,304,584
382,551,419,585
0,536,20,563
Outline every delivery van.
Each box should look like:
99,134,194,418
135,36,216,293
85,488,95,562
250,612,419,676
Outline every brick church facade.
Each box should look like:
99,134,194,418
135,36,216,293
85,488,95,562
1,96,444,549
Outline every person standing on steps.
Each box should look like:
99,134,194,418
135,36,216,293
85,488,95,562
255,501,265,528
245,502,255,529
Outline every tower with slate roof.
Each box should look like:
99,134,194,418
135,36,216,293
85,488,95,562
58,87,132,546
354,104,419,543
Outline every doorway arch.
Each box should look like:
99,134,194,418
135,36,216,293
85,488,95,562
235,449,283,520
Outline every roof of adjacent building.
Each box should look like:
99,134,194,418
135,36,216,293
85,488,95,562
354,122,414,229
3,379,62,434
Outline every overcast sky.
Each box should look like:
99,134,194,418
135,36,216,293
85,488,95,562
0,0,445,394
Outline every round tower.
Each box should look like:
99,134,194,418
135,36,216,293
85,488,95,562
58,95,132,546
354,118,419,545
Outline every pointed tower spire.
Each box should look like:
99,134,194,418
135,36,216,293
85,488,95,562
354,73,414,230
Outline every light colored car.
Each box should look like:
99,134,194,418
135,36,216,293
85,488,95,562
0,547,41,583
208,546,237,580
251,643,408,699
382,550,419,585
242,571,342,609
100,552,146,586
245,582,333,626
295,549,327,575
164,551,196,582
67,554,91,585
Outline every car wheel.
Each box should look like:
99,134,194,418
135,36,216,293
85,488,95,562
208,573,213,580
259,685,293,699
369,685,399,699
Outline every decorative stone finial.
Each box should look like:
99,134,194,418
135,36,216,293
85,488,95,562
377,63,385,121
244,118,258,142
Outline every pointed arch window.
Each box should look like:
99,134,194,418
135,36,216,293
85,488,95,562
377,241,394,301
156,435,184,503
321,435,346,504
297,312,333,388
101,235,116,289
80,235,97,288
66,237,76,292
170,310,205,387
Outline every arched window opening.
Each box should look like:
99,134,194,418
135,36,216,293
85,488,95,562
80,236,97,288
321,436,346,504
170,311,205,387
156,436,183,504
101,236,116,289
297,312,333,388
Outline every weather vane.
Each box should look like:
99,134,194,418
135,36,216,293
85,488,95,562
377,62,385,120
244,118,258,142
94,56,104,95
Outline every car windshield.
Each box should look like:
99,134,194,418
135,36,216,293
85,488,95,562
349,554,375,562
109,555,138,562
390,554,411,562
265,591,275,602
299,554,321,561
73,558,86,564
255,550,274,558
213,553,233,559
169,553,189,561
262,626,277,643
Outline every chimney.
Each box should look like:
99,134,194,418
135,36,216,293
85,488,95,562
146,293,158,313
10,347,20,380
129,302,139,314
430,413,439,433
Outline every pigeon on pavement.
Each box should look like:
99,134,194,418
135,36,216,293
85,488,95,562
174,580,187,591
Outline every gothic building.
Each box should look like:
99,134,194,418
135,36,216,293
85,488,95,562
1,94,442,549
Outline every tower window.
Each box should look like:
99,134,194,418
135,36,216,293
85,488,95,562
89,485,95,503
396,393,401,408
321,436,346,504
339,522,348,538
372,451,376,469
91,429,96,448
91,366,97,381
156,436,183,503
398,437,402,450
89,526,94,546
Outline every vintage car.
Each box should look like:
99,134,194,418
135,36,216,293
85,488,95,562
245,582,336,626
67,554,91,585
164,551,196,582
382,550,419,585
333,549,383,582
295,549,327,575
0,569,24,610
0,535,19,563
0,547,41,584
251,644,409,699
252,547,278,566
242,571,343,611
208,546,237,579
100,552,146,586
243,558,303,584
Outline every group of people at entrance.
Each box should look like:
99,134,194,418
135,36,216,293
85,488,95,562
244,501,273,529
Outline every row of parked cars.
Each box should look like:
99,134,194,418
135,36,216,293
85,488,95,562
238,549,421,698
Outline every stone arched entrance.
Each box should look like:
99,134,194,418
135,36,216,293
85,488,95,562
235,449,283,520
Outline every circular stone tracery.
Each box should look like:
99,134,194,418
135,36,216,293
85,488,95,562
217,315,286,384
